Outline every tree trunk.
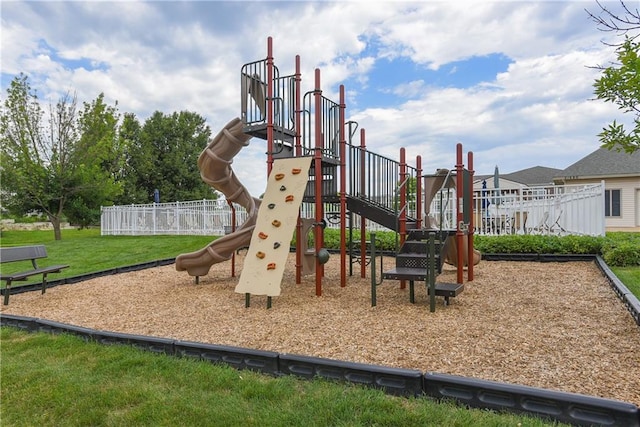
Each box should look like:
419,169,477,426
50,216,62,240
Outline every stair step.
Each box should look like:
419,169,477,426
428,282,464,298
396,253,440,269
382,267,431,281
407,229,455,240
400,241,444,254
402,241,432,253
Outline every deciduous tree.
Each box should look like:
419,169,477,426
119,111,216,204
587,0,640,153
0,74,122,238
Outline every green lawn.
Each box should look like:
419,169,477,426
0,327,564,427
611,266,640,297
0,229,215,285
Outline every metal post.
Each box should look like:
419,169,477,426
455,143,464,285
266,36,274,176
467,151,475,282
416,155,422,229
399,147,407,290
428,232,436,313
360,128,366,279
339,85,346,287
314,68,323,297
371,232,377,307
295,54,303,285
228,200,236,277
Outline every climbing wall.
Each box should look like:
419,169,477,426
235,157,312,297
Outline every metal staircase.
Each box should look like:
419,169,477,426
346,196,418,231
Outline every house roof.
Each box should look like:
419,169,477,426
503,166,563,186
555,148,640,179
475,166,562,187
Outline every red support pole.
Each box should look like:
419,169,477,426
294,55,301,157
455,143,464,285
294,54,303,285
339,85,347,287
399,147,407,290
360,128,366,279
467,151,475,282
314,68,323,296
416,155,422,229
228,199,236,277
266,37,274,176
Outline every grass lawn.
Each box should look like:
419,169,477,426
0,229,215,286
611,266,640,297
0,327,564,426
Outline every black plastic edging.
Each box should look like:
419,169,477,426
174,340,279,375
91,330,175,354
595,256,640,326
424,372,640,427
0,258,176,296
279,353,423,397
482,253,597,262
1,313,638,426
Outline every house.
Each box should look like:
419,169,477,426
469,149,639,234
474,166,562,192
553,148,640,232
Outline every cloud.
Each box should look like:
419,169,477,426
1,1,631,198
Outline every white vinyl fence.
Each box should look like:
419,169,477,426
101,182,605,237
100,200,388,236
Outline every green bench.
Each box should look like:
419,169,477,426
0,245,69,305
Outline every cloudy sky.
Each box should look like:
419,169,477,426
1,1,632,198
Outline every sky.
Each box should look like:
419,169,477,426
1,0,634,199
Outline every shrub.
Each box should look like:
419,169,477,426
297,228,637,267
602,242,640,267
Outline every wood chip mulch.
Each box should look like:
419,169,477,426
2,253,639,406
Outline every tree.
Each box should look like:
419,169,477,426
587,0,640,153
65,94,123,227
119,111,216,204
114,113,147,204
0,74,122,239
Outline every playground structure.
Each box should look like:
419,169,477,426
176,37,480,306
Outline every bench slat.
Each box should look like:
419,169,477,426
0,265,69,281
0,245,48,263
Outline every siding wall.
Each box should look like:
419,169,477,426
563,176,640,230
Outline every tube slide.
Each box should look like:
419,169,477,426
175,117,260,277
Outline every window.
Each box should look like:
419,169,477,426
605,189,621,217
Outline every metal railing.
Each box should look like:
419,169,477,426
240,59,296,134
347,144,419,219
301,90,341,159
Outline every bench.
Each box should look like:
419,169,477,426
0,245,69,305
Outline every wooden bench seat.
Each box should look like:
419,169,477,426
0,245,69,305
